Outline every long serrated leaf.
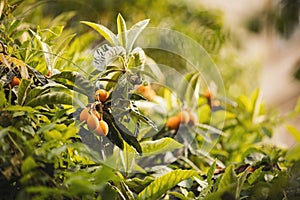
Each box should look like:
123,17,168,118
117,13,127,48
119,142,137,175
141,137,183,157
51,71,94,99
6,105,35,113
93,44,125,71
25,92,72,107
30,30,53,72
51,71,79,82
127,19,150,52
125,176,155,194
17,78,31,105
24,82,67,105
24,87,45,105
137,169,198,200
113,119,142,155
81,21,118,45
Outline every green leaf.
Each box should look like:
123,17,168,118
141,137,183,156
17,78,31,105
207,160,217,186
247,167,263,185
81,21,118,45
128,47,146,69
105,71,123,91
286,124,300,142
93,44,126,71
127,19,150,52
125,176,155,194
112,119,142,155
0,85,6,108
51,70,78,82
217,165,236,192
30,29,53,72
137,169,198,200
21,156,38,174
114,181,136,200
103,112,124,150
26,65,49,85
51,71,94,99
24,87,46,105
25,92,72,107
6,105,35,113
235,168,249,199
24,82,67,105
119,142,137,174
26,186,67,196
117,13,127,48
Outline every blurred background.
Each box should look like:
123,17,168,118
12,0,300,147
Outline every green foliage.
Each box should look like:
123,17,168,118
137,169,199,200
141,137,183,156
0,2,300,200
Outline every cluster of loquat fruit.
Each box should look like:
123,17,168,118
79,89,110,136
166,110,197,130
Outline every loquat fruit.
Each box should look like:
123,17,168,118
10,76,21,87
95,120,109,136
94,89,109,103
87,113,99,131
92,109,101,120
166,116,181,130
80,108,90,122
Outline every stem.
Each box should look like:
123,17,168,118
99,136,106,160
7,133,24,157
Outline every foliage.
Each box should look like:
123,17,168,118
1,1,300,200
